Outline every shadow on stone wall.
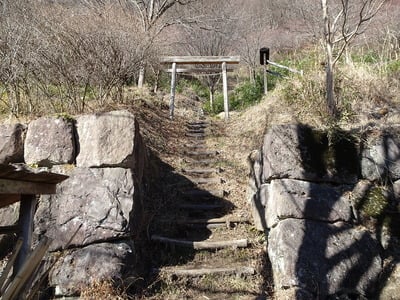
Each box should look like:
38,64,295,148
250,124,400,299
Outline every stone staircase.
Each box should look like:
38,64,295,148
148,118,263,299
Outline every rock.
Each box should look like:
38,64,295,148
361,129,400,181
274,287,314,300
35,166,136,251
24,117,76,167
379,262,400,300
268,219,382,298
248,149,263,196
0,123,25,164
0,203,19,255
266,179,353,228
251,183,269,231
0,202,19,227
393,180,400,209
262,125,359,184
50,241,134,296
76,110,141,169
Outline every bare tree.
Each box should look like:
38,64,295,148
178,0,237,110
119,0,198,87
320,0,387,116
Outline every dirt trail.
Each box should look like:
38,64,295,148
137,96,273,299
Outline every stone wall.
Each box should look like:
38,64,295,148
0,110,147,296
248,124,400,299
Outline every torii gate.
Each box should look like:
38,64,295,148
161,56,240,120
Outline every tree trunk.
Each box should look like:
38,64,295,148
321,0,337,117
138,65,145,88
209,88,214,111
153,69,160,93
325,60,337,116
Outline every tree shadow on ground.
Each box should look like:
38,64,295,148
294,125,400,299
136,149,236,296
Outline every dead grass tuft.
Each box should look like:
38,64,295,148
80,280,129,300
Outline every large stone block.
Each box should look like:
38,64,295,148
50,241,134,296
262,125,359,184
24,117,76,166
0,203,19,255
35,166,136,250
268,219,382,298
361,128,400,181
76,110,141,168
0,123,25,164
266,179,353,228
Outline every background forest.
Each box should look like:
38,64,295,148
0,0,399,124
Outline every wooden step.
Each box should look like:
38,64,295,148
187,121,209,127
184,158,214,166
185,133,206,139
185,143,207,149
157,266,255,277
182,168,215,175
191,177,221,185
187,128,206,134
178,203,224,210
181,189,223,198
151,235,248,250
184,150,216,158
175,217,250,225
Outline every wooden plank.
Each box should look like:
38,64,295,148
0,164,68,184
178,203,224,210
151,235,248,250
2,236,51,300
161,56,240,65
0,194,21,209
0,178,56,195
14,195,37,275
0,238,23,294
222,62,229,120
0,225,20,235
182,168,215,175
165,68,234,73
169,62,177,119
26,224,82,300
158,266,255,277
267,60,303,75
176,217,249,224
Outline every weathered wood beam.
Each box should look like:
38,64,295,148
169,62,177,119
176,217,249,224
0,238,23,294
3,236,51,300
0,179,56,195
151,235,248,250
222,61,229,120
158,266,255,277
165,68,234,73
0,194,21,209
161,56,240,65
14,195,37,276
0,225,20,235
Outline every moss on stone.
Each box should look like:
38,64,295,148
361,186,388,218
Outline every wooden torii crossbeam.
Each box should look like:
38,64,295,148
161,56,240,120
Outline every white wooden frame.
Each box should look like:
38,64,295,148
161,56,240,120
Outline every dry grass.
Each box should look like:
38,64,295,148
80,280,128,300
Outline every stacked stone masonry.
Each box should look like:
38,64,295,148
248,124,400,299
0,110,146,296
